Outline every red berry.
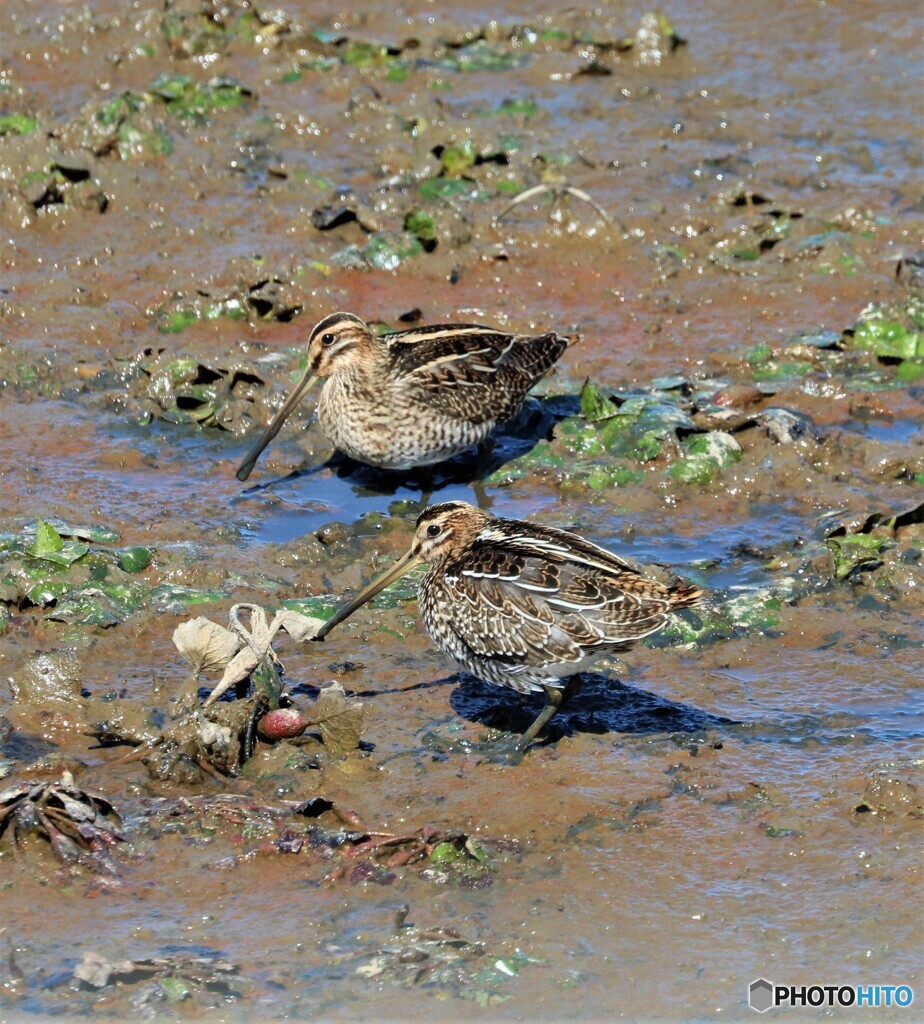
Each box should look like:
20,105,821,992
257,708,310,740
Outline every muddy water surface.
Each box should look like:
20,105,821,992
1,2,922,1022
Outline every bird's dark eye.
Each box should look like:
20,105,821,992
321,333,335,346
426,524,441,538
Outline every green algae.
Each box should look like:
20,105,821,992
0,520,238,631
155,296,247,334
405,209,437,249
1,521,155,629
418,177,479,201
282,596,340,621
477,98,539,118
850,303,923,362
148,75,252,121
333,232,425,272
490,378,748,493
95,93,172,159
826,533,889,581
0,113,38,136
668,432,741,485
649,581,802,649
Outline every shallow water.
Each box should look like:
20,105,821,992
1,1,922,1022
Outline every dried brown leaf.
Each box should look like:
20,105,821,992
275,609,325,642
316,682,364,755
173,617,241,675
74,951,137,988
202,647,260,707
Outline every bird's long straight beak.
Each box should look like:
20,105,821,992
236,370,319,481
314,547,422,640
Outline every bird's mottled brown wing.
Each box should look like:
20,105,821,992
437,529,678,668
384,324,566,423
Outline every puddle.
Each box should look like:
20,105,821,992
840,416,922,446
230,425,563,543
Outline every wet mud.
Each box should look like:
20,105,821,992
0,1,921,1021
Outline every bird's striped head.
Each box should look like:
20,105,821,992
413,501,492,562
313,501,492,640
235,311,371,480
306,312,373,378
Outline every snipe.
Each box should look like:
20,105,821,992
236,312,571,480
314,501,704,758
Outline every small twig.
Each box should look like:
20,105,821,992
341,833,423,859
113,737,165,763
494,182,612,225
196,756,232,783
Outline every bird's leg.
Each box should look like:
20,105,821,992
505,678,578,762
474,436,495,470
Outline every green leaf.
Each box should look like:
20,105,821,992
362,232,424,271
33,520,63,557
150,583,226,612
852,318,921,360
117,123,172,160
96,93,140,127
340,41,389,68
484,439,565,485
97,580,147,612
405,209,436,244
0,113,38,136
47,591,123,627
149,73,193,102
282,596,339,620
745,343,772,365
579,380,619,421
428,841,461,864
632,429,666,462
896,359,924,382
157,308,199,333
159,977,191,1002
418,177,477,201
464,836,494,864
116,546,152,573
581,462,645,490
826,534,887,581
148,74,250,120
59,523,120,544
454,40,529,72
557,418,605,456
479,98,538,118
31,543,91,567
207,77,250,110
26,579,72,606
26,521,92,566
386,62,410,82
668,432,741,485
439,141,476,176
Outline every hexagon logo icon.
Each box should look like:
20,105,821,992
749,978,775,1013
